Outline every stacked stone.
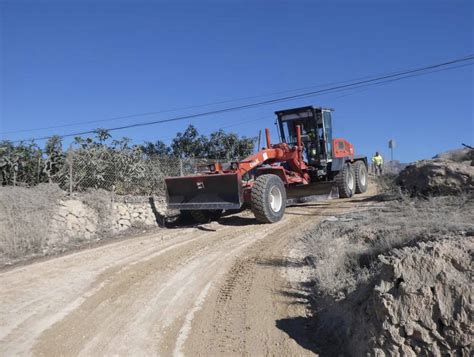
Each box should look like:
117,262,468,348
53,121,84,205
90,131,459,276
50,200,99,242
50,199,161,241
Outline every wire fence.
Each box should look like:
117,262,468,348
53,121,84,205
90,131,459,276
2,148,405,195
1,149,215,196
58,152,218,196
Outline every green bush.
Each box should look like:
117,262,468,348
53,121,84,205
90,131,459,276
0,126,255,195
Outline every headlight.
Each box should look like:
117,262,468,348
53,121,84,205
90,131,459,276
230,162,239,170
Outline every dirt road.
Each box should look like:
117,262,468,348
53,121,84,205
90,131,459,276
0,187,376,356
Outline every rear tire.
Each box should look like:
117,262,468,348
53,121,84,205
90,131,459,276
190,209,222,224
336,163,355,198
354,161,368,194
251,174,286,223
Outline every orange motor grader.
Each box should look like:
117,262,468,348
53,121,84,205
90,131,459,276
165,106,368,223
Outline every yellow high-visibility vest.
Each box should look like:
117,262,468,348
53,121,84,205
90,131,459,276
372,155,383,165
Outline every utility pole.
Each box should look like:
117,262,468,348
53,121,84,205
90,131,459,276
388,139,396,171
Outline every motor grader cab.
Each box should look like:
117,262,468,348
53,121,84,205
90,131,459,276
165,106,368,224
275,106,334,179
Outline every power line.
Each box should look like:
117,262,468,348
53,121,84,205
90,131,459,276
281,62,474,102
10,60,473,143
0,75,387,135
3,54,473,136
154,81,388,144
8,55,474,143
148,115,274,144
156,84,399,144
5,56,471,136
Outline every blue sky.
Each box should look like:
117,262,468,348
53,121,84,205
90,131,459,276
1,0,473,162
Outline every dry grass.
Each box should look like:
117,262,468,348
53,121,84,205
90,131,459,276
0,184,65,261
79,189,116,235
0,184,168,266
303,192,474,298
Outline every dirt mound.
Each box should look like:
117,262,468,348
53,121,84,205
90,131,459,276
304,196,473,356
397,159,473,195
347,236,473,356
433,147,473,164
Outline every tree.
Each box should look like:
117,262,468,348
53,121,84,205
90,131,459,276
43,136,64,183
171,125,255,159
0,140,44,186
235,135,255,159
140,140,172,157
171,125,208,158
0,140,14,185
0,124,255,191
205,129,255,160
94,128,112,142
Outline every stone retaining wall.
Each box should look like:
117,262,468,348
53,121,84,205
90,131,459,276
48,197,164,245
0,184,169,265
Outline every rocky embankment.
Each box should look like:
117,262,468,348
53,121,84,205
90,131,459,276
397,159,473,196
49,198,162,243
0,185,167,266
350,236,473,356
305,149,474,356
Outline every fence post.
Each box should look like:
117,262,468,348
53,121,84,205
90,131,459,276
37,156,42,184
67,149,73,194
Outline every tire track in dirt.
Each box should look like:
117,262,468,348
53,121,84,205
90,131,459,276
183,188,377,356
185,217,312,356
32,224,257,356
0,186,377,356
0,226,221,355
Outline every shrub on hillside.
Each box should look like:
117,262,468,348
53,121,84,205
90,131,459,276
0,184,65,260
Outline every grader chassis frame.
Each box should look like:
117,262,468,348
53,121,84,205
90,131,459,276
165,106,368,223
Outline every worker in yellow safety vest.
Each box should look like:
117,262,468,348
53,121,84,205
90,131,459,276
372,152,383,175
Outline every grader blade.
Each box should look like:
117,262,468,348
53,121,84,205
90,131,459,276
285,181,339,205
165,173,243,210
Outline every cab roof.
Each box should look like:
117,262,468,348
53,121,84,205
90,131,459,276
274,106,334,116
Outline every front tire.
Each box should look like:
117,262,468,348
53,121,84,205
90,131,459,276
251,174,286,223
336,163,355,198
354,161,368,194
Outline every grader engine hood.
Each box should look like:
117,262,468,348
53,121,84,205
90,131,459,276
165,173,243,210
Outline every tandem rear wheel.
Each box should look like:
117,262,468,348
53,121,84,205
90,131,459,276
336,161,368,198
353,160,368,194
336,162,356,198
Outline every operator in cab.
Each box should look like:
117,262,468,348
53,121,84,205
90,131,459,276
372,152,384,175
300,127,320,166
